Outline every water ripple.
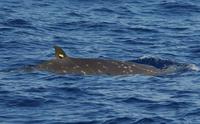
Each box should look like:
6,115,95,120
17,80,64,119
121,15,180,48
147,101,192,110
123,97,156,105
134,116,174,124
157,1,200,15
184,108,200,117
92,7,115,14
103,117,134,124
3,19,32,28
0,0,200,123
5,96,46,107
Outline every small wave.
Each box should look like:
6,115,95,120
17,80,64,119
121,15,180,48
110,26,159,34
134,116,174,124
0,90,10,94
110,29,130,34
191,48,200,53
58,87,85,93
55,21,87,27
67,12,85,17
160,26,189,32
0,27,14,32
32,2,50,7
54,120,100,124
148,101,191,110
189,45,200,59
87,22,116,29
54,86,90,97
171,90,198,98
103,117,134,124
25,87,47,93
157,1,200,14
49,21,117,32
187,64,200,71
123,97,156,104
92,7,115,13
48,21,88,31
0,7,16,13
159,1,199,10
3,19,33,28
6,97,46,107
127,27,159,33
120,38,154,46
44,74,84,81
184,108,200,117
22,120,46,124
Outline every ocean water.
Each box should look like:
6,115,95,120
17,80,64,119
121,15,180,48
1,0,200,124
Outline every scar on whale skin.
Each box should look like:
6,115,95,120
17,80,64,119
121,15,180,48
35,46,163,76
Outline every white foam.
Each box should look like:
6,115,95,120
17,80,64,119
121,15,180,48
139,55,153,59
187,64,200,71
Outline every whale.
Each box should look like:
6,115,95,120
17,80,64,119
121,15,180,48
34,46,163,76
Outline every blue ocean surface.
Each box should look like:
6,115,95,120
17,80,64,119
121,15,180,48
1,0,200,124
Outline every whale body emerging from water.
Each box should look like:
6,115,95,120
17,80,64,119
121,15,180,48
35,46,163,76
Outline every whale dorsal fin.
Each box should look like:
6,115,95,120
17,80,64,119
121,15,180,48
54,46,69,59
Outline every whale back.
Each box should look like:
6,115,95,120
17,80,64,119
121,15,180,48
35,46,161,75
